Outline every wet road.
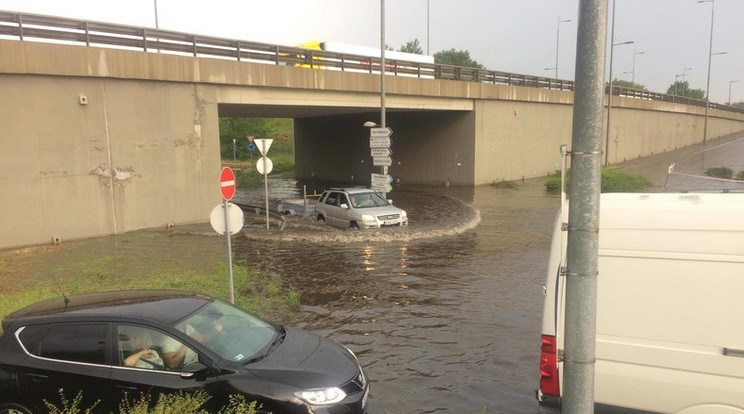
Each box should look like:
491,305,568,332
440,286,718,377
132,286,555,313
229,133,743,413
232,180,560,413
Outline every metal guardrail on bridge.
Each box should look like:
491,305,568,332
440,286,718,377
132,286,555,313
1,10,742,115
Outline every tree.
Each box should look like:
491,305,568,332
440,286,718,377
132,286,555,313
219,118,272,160
399,39,423,55
611,79,647,91
733,101,744,110
433,48,485,69
666,80,705,99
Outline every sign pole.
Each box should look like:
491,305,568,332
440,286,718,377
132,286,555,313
264,163,269,229
223,198,235,304
219,167,238,304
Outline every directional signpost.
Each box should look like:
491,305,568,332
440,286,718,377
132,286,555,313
371,173,394,194
212,167,244,304
369,127,393,196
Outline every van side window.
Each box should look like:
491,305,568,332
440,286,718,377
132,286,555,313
38,324,108,364
17,325,48,355
325,193,338,206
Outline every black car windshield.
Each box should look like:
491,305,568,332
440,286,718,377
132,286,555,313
175,299,281,363
350,192,388,208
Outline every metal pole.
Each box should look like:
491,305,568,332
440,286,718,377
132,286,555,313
604,0,616,166
264,163,270,230
426,0,430,55
730,80,740,105
223,199,235,304
380,0,388,198
556,17,560,79
702,0,715,146
154,0,159,28
563,0,607,412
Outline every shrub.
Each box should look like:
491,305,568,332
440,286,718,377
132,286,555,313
706,167,733,179
737,171,744,181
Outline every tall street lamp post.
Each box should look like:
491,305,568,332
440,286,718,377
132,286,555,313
699,0,715,146
730,80,740,106
604,0,633,166
555,17,572,79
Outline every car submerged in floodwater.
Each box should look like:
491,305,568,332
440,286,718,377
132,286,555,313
316,188,408,229
0,290,369,414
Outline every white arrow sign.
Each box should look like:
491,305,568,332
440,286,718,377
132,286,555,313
370,127,393,138
371,148,392,157
373,156,393,167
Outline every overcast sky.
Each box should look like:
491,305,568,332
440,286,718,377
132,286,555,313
2,0,742,103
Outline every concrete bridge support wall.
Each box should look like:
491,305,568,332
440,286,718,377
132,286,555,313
0,74,220,249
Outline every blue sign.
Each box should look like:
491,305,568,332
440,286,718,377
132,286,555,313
248,143,256,151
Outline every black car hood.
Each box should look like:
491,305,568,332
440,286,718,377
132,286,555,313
246,327,358,388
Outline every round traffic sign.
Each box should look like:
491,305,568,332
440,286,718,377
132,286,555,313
209,203,244,235
256,157,273,175
220,167,236,200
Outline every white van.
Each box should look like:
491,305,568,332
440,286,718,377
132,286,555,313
537,193,744,413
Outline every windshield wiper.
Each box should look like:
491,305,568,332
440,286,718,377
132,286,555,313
243,330,286,364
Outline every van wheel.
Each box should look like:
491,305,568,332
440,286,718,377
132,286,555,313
317,214,325,223
0,403,34,414
350,221,359,229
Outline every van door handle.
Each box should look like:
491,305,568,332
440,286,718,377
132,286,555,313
116,384,139,391
723,348,744,358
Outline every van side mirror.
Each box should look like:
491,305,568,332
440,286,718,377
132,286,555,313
180,362,210,380
388,199,394,204
340,203,349,209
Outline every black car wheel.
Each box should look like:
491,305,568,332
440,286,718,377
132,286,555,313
350,221,359,229
317,214,325,222
0,403,34,414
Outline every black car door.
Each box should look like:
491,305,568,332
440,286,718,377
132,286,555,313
14,323,117,413
108,324,210,406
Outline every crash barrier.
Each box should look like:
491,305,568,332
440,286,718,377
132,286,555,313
1,10,742,114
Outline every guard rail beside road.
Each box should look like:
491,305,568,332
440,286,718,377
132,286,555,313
1,10,742,114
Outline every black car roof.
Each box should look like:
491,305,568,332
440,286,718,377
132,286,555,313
2,290,212,331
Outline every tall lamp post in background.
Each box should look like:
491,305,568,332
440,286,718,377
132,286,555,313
554,16,572,79
604,0,633,166
699,0,715,146
730,80,740,105
674,74,684,96
631,50,644,83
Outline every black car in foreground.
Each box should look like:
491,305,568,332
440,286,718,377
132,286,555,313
0,290,369,414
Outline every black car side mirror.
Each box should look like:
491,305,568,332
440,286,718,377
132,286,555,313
180,362,211,380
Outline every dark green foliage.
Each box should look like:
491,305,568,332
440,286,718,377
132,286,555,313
433,48,485,69
737,171,744,181
611,79,647,91
666,80,705,99
399,39,423,55
706,167,733,179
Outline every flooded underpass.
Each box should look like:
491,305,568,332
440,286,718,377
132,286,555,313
2,134,741,413
231,180,559,413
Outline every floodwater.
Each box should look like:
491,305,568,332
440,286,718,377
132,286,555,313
226,133,744,413
3,133,741,413
232,180,559,413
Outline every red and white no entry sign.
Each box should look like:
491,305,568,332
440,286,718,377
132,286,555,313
220,167,236,200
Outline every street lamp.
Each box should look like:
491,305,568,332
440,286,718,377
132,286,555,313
699,0,715,146
674,74,685,96
730,80,740,106
682,67,692,81
604,0,633,166
631,50,644,83
554,16,572,79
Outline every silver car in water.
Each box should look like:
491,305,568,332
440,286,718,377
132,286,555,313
316,188,408,229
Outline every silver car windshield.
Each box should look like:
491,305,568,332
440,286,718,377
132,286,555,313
175,300,281,363
350,192,388,208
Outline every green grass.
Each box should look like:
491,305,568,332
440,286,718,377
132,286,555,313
0,256,301,333
490,179,517,189
545,166,654,192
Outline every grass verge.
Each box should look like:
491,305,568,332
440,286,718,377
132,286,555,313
544,166,654,193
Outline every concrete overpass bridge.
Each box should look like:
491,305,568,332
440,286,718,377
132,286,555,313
1,11,743,249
